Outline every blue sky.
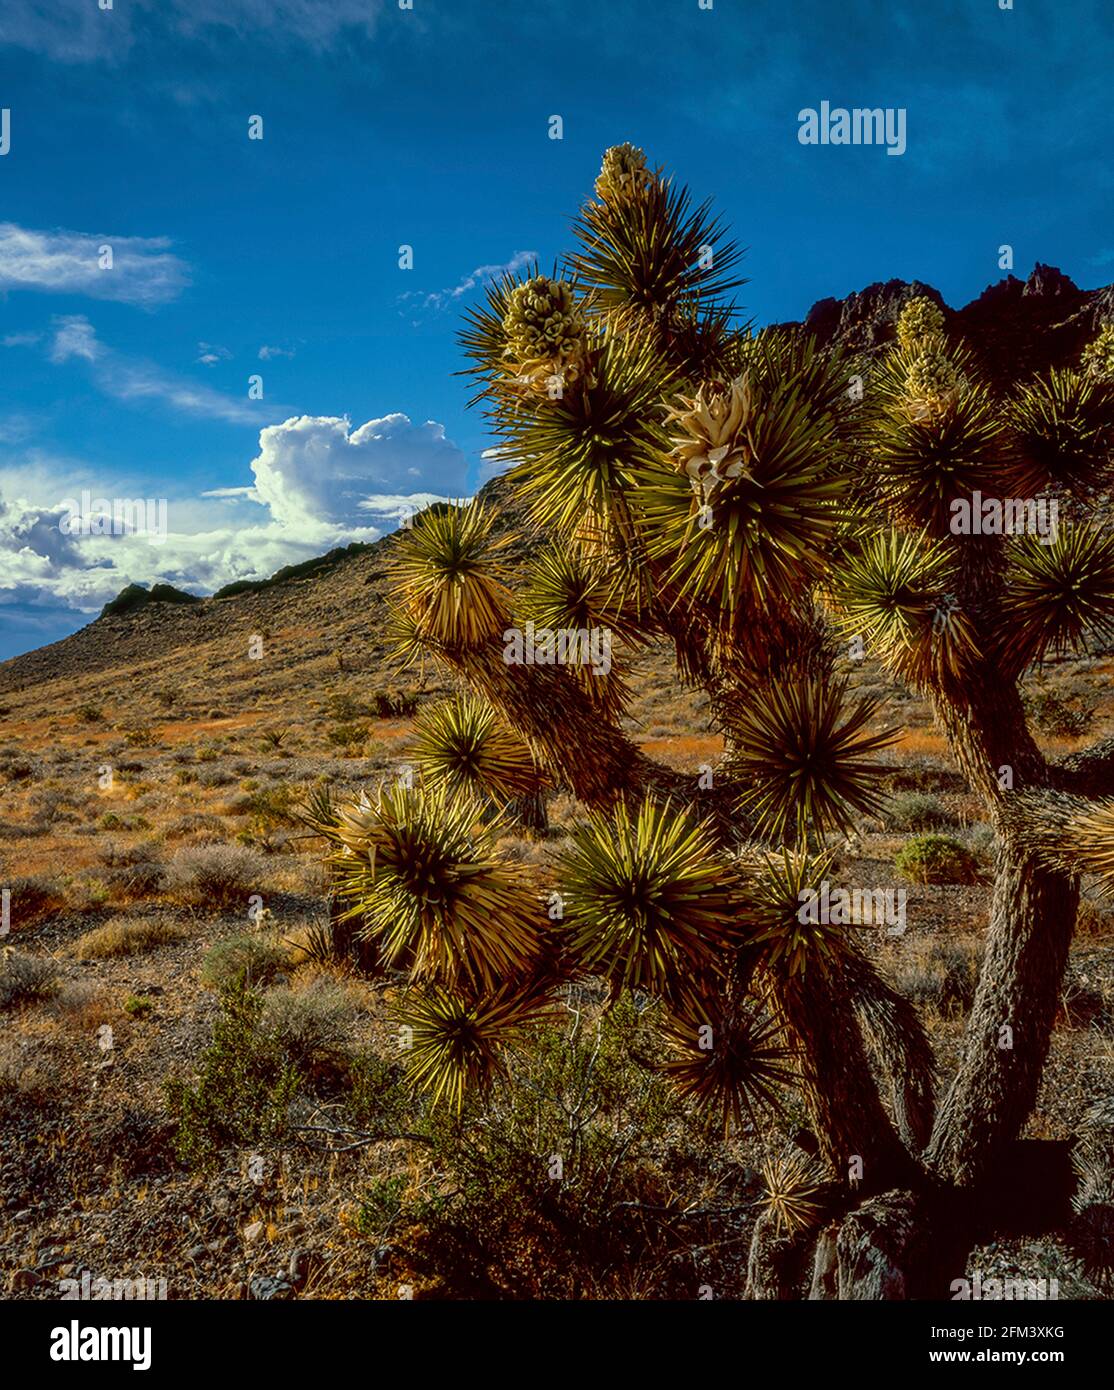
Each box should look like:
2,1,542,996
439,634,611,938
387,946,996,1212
0,0,1111,660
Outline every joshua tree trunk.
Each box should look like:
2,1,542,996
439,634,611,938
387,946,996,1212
927,843,1079,1185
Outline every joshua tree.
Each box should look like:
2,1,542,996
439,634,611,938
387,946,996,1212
310,145,1114,1298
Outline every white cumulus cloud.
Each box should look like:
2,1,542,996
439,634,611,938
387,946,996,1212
250,414,468,529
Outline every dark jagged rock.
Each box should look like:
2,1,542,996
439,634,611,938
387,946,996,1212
785,263,1110,388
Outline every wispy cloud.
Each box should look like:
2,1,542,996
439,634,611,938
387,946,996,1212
0,223,189,306
47,316,264,425
258,344,296,361
0,0,385,65
403,249,537,314
197,342,232,366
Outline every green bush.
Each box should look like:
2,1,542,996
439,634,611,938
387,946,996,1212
349,998,737,1299
894,834,980,885
167,989,301,1169
326,722,369,750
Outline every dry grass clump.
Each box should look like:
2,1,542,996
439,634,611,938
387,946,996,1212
74,916,186,960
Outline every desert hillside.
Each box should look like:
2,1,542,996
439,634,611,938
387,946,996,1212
1,272,1112,1302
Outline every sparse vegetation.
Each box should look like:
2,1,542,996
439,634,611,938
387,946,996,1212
894,834,981,885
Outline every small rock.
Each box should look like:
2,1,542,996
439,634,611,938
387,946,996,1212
188,1245,208,1262
249,1275,293,1301
10,1268,40,1292
242,1221,265,1244
289,1249,311,1288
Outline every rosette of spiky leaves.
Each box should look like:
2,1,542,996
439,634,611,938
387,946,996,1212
1006,368,1114,500
759,1148,827,1236
658,995,794,1135
327,783,545,993
740,848,846,978
723,677,896,843
516,545,647,719
867,345,1010,530
395,982,555,1111
412,694,544,802
735,328,861,442
559,798,744,1002
388,501,512,653
485,326,676,544
632,376,847,647
825,528,979,685
519,544,648,648
998,524,1114,673
569,163,744,319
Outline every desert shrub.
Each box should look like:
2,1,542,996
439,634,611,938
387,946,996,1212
1022,689,1095,739
887,792,956,831
234,782,300,829
75,917,184,960
167,989,301,1169
198,767,235,788
893,939,979,1019
120,724,156,749
1075,899,1114,940
369,687,420,718
1057,968,1113,1031
967,823,998,865
349,998,734,1299
165,843,267,909
325,692,366,721
2,874,66,929
76,703,104,723
326,722,369,751
200,933,291,992
895,834,980,884
260,975,363,1065
108,860,166,899
0,951,61,1010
